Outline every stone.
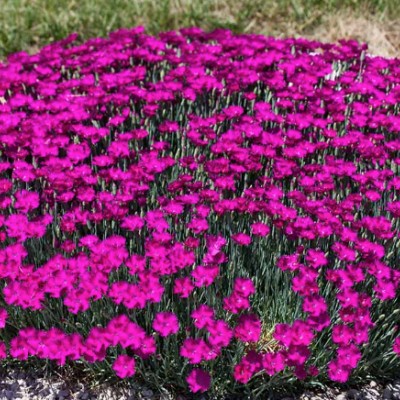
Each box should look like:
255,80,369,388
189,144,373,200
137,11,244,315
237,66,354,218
5,390,15,400
383,388,393,400
142,389,153,397
58,389,70,397
346,388,364,399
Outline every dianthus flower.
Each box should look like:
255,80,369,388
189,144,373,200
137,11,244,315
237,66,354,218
180,338,209,364
134,335,157,359
234,314,262,343
231,233,252,246
223,293,251,314
337,344,361,369
191,265,219,287
186,369,211,393
262,351,286,376
173,276,194,298
233,277,256,297
0,308,8,328
191,305,215,329
327,358,351,383
394,337,400,356
250,222,270,237
112,354,136,379
0,342,6,359
207,320,233,348
152,311,179,337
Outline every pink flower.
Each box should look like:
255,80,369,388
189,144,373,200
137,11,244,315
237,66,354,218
233,277,256,297
152,312,179,337
262,351,286,376
134,335,156,359
234,314,262,343
0,308,8,328
233,362,253,384
332,324,355,345
0,341,7,359
191,305,215,329
251,222,270,237
173,276,194,298
207,320,233,348
180,338,209,364
14,190,40,213
337,344,361,369
187,217,209,234
231,233,252,246
112,354,136,378
373,278,397,301
186,369,211,393
327,359,351,383
305,249,328,268
223,293,250,314
9,337,29,360
121,215,144,231
393,337,400,356
286,345,310,367
302,295,328,317
191,265,219,287
306,312,331,332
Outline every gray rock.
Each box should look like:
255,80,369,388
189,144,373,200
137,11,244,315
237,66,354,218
347,389,364,399
383,388,393,400
142,389,153,398
58,389,69,397
5,390,14,400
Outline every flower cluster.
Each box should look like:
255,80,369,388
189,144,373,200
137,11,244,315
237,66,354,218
0,26,399,394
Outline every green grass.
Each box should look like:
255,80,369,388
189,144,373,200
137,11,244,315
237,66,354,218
0,0,399,59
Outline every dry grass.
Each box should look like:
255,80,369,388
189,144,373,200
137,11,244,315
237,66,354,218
309,10,400,57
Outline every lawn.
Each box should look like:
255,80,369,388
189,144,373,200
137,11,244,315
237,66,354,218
0,0,399,59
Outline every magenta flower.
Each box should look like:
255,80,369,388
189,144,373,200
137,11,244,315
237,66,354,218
302,295,328,317
112,354,136,379
191,265,219,287
0,341,6,359
173,276,195,298
231,233,252,246
251,222,270,237
0,308,8,328
207,320,233,348
234,314,262,343
134,335,157,359
180,338,209,364
262,351,286,376
121,215,144,231
394,337,400,356
223,293,251,314
233,277,256,297
233,362,253,384
327,359,351,383
337,344,361,369
186,369,211,393
152,311,179,337
191,305,215,329
332,324,355,345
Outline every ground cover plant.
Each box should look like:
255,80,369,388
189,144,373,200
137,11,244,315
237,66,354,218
0,26,399,398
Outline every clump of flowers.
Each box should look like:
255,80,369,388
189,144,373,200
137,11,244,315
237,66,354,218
0,26,399,396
